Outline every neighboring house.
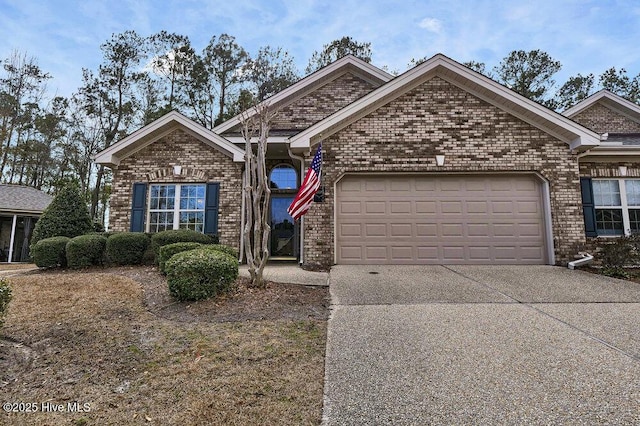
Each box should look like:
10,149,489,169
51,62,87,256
94,54,639,267
0,184,52,262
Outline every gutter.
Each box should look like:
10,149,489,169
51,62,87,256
567,253,594,270
288,146,306,265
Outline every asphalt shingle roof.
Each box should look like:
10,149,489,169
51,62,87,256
605,133,640,146
0,184,53,214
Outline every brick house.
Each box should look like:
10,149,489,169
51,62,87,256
94,54,640,268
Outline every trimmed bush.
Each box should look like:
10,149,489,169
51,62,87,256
66,234,107,269
158,242,203,274
30,183,93,248
165,248,239,301
31,236,71,268
151,229,218,258
0,277,12,329
198,244,238,259
106,233,151,265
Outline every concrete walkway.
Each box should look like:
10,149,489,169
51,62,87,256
323,265,640,425
239,263,329,286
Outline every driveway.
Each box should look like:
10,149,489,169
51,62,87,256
323,265,640,425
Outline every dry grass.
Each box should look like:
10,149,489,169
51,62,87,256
0,263,36,272
1,270,327,425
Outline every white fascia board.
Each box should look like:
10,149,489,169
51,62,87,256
290,54,600,150
213,56,393,135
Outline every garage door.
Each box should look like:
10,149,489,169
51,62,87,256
335,174,547,264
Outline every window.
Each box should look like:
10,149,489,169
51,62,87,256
593,179,640,236
270,165,297,190
148,184,205,233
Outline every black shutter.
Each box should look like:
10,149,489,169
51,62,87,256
204,182,220,236
130,183,147,232
580,177,598,237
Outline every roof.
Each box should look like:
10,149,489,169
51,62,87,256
289,54,601,152
563,90,640,123
0,184,52,214
212,55,394,135
602,133,640,146
93,111,245,167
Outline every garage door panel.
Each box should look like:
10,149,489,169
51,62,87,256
466,201,488,214
340,201,361,214
442,246,465,261
365,180,385,191
336,175,547,264
340,223,362,237
365,201,386,214
416,224,437,237
390,246,413,261
365,223,387,237
390,223,412,237
441,201,463,213
468,246,491,260
365,246,388,260
416,246,439,260
390,201,412,214
416,201,437,213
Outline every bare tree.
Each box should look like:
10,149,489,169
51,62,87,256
240,103,276,288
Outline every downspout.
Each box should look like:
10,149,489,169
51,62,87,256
568,253,594,270
288,145,305,265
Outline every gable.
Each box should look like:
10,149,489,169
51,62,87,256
570,103,640,134
214,55,392,136
329,77,569,162
290,54,600,153
94,111,244,168
263,72,381,132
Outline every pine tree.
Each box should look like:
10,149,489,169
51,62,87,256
30,183,93,247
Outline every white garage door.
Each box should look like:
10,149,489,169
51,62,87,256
335,174,548,264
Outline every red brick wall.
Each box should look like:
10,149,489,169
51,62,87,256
109,129,243,248
571,103,640,133
301,77,585,267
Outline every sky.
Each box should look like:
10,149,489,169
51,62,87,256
1,0,640,99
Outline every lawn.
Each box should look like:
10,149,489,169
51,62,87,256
0,267,329,425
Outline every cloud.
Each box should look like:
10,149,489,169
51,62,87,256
418,17,443,33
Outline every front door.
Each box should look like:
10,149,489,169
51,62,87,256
270,196,298,258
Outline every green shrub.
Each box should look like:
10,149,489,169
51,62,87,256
598,236,637,278
106,233,151,265
0,278,12,329
151,229,218,258
198,244,238,259
66,234,107,269
31,236,71,268
158,242,204,274
165,248,239,301
30,183,93,248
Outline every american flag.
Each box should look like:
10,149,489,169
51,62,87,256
288,143,322,220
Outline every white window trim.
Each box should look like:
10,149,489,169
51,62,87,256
146,183,205,233
594,178,640,236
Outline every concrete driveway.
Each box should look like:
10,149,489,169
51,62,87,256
323,265,640,425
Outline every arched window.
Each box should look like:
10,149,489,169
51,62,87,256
270,165,298,189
